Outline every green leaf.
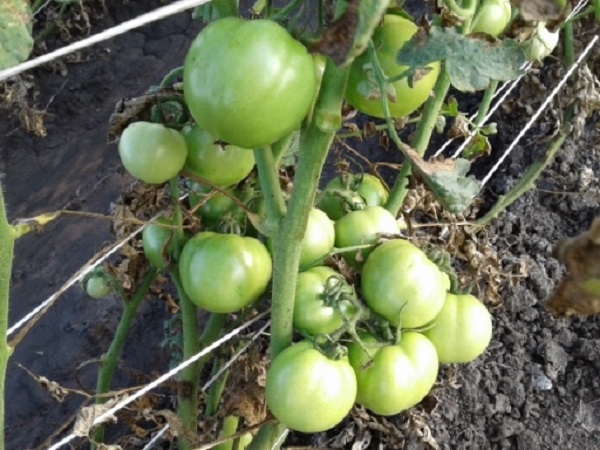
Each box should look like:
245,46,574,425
425,159,481,213
356,63,397,102
396,27,526,92
0,0,33,71
462,132,490,160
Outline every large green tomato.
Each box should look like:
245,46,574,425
345,15,440,119
470,0,512,37
179,232,272,313
182,124,255,187
361,239,447,328
184,18,317,148
265,341,357,432
118,121,188,184
318,173,389,221
347,332,438,416
294,266,357,336
334,206,400,268
142,215,177,269
423,292,493,363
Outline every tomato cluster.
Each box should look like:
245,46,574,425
112,11,496,441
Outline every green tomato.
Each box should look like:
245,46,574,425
179,232,272,313
318,173,389,221
334,206,400,268
142,216,177,269
361,239,447,328
118,121,187,184
348,332,438,416
345,15,441,119
84,273,112,299
184,18,317,148
423,292,493,363
189,182,237,228
299,208,335,270
265,341,357,432
294,266,357,336
182,124,255,187
470,0,512,37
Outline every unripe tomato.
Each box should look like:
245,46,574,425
266,341,357,432
293,266,357,335
423,292,493,363
179,232,272,313
347,332,438,416
361,239,447,328
142,215,177,269
84,273,112,299
299,208,335,270
318,173,389,221
345,15,441,119
334,206,400,268
184,18,317,148
182,124,255,188
470,0,512,37
118,121,188,184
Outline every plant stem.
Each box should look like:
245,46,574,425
475,126,570,226
0,184,14,450
171,270,200,450
92,268,158,446
246,422,288,450
253,146,286,231
563,17,575,67
385,66,452,216
475,81,498,125
269,60,349,358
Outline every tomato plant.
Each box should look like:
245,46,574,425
470,0,512,37
142,215,177,269
345,14,441,119
182,124,255,187
299,208,335,270
361,239,447,328
293,266,357,336
179,232,272,313
318,173,389,220
118,121,188,184
347,332,438,416
423,292,493,363
334,206,400,267
184,17,317,148
265,341,357,432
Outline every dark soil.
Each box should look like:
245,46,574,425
3,1,600,449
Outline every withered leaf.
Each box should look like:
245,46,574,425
512,0,565,22
545,218,600,317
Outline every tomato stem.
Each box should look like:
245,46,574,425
253,146,286,233
475,80,498,126
0,184,14,450
92,268,158,447
269,59,350,359
385,65,452,216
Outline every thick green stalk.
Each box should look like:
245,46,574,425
0,185,14,450
172,271,200,450
475,81,498,125
246,422,288,450
269,61,349,358
92,268,158,446
476,126,570,226
253,146,286,229
563,17,575,67
385,67,452,216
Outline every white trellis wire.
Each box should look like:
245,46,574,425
45,311,269,450
141,424,170,450
480,35,599,187
0,0,212,82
